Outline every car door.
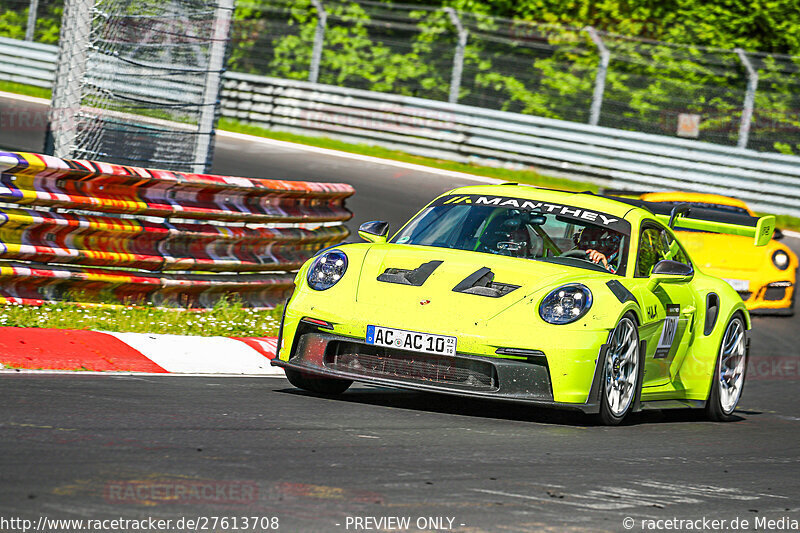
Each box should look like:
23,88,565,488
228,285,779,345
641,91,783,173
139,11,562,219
634,222,697,387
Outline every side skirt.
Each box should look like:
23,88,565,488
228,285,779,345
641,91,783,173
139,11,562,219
639,399,706,410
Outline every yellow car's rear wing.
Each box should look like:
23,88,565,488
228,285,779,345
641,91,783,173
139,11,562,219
607,197,776,247
658,210,775,247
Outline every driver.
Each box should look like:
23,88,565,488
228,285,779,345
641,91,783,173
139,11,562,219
480,210,531,258
572,226,622,273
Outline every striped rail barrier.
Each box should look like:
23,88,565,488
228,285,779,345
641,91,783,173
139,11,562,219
0,151,354,308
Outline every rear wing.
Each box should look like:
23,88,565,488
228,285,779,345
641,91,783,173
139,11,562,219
607,197,776,247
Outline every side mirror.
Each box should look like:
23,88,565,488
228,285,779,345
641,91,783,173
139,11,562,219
647,260,694,290
774,228,785,240
358,221,389,244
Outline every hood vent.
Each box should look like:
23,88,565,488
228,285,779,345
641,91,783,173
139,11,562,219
453,267,520,298
377,260,443,286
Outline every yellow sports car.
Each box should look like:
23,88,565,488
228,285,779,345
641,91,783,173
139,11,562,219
622,192,797,316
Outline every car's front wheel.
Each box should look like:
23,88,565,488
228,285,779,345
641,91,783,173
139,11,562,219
284,368,353,395
598,315,641,425
705,313,748,421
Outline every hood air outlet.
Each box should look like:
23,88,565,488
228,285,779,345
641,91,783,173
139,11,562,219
377,260,443,286
453,267,520,298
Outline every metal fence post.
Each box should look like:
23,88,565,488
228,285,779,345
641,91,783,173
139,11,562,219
585,26,609,126
193,0,234,174
444,7,467,104
25,0,39,41
735,48,758,150
309,0,327,84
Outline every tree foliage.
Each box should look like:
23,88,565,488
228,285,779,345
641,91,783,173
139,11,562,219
395,0,800,56
226,0,800,153
0,0,62,43
2,0,798,153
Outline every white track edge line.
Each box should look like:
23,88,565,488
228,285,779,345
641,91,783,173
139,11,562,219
0,90,50,106
217,130,501,184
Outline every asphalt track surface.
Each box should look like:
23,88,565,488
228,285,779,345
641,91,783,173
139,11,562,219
1,93,800,532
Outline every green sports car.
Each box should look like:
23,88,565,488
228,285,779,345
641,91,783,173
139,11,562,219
271,185,775,424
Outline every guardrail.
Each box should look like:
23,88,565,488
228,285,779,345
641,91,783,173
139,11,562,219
0,36,205,102
0,36,57,88
220,73,800,218
0,151,354,308
3,37,800,217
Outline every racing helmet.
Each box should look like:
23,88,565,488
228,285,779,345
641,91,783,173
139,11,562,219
480,210,531,257
573,226,622,257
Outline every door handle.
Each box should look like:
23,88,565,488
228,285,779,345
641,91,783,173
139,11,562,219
681,306,696,315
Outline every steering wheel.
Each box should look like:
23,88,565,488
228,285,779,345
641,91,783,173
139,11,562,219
560,249,590,259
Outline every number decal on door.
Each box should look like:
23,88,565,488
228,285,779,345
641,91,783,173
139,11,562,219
655,304,680,358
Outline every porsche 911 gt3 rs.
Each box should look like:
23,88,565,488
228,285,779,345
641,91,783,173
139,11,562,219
272,185,775,424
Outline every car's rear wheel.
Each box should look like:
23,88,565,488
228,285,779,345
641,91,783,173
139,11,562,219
284,368,353,395
705,313,748,421
598,315,641,425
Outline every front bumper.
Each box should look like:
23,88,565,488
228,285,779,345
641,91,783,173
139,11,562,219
718,268,796,314
745,276,796,315
271,330,604,413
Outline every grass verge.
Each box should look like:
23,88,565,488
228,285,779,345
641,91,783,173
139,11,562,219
0,81,51,100
0,300,282,337
767,214,800,234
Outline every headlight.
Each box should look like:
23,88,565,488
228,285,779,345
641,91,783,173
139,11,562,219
772,250,790,270
307,250,348,290
539,284,593,324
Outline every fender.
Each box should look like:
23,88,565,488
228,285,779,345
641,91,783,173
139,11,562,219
675,299,749,401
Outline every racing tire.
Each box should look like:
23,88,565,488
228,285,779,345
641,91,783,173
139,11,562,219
597,314,641,426
284,368,353,395
705,313,748,422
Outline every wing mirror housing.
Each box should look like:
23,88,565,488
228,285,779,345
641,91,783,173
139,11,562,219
647,260,694,290
358,221,389,244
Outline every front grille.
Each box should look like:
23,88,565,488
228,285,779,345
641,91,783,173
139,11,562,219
764,286,786,301
324,342,497,391
737,291,752,301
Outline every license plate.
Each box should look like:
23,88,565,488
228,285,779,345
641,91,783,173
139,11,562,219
723,278,750,292
366,325,456,356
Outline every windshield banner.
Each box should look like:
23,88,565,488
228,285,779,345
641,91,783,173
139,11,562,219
432,194,631,234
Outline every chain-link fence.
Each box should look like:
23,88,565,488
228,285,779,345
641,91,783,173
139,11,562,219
226,0,800,154
0,0,62,42
5,0,800,155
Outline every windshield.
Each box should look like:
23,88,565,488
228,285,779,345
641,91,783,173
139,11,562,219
391,194,630,274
